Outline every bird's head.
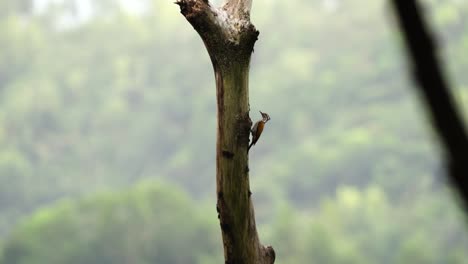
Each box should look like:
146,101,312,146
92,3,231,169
259,111,271,123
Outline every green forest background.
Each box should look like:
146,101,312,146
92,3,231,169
0,0,468,263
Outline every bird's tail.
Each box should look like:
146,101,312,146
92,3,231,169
248,141,254,152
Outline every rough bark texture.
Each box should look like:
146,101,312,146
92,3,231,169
175,0,275,263
391,0,468,210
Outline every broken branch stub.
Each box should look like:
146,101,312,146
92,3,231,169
175,0,258,69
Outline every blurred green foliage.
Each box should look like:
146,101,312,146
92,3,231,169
0,0,467,263
1,181,223,264
2,183,467,264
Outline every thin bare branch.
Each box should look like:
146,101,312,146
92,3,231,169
390,0,468,209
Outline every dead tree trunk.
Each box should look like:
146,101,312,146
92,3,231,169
175,0,275,263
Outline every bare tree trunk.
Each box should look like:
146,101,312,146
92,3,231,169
175,0,275,263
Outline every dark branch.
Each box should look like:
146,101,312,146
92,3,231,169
390,0,468,210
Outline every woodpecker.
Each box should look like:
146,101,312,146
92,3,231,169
248,111,271,152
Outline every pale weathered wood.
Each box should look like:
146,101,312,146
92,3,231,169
175,0,275,263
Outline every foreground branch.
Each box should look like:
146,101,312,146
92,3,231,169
176,0,275,263
390,0,468,209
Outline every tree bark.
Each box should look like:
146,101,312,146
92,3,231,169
175,0,275,263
